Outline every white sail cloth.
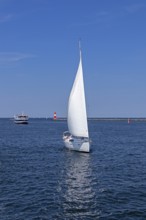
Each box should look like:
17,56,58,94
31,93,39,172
67,51,89,138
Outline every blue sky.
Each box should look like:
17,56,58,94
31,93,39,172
0,0,146,118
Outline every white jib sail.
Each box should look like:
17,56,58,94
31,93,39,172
67,50,89,138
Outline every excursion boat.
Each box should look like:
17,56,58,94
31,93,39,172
14,113,29,124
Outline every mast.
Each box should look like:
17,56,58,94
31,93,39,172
79,40,82,61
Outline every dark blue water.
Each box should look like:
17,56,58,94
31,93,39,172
0,119,146,220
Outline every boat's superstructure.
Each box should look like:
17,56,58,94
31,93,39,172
14,114,29,124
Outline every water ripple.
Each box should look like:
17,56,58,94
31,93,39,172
0,119,146,219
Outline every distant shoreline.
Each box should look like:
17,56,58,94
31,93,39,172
1,117,146,121
47,117,146,121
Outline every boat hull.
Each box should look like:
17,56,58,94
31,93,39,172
63,133,90,153
14,120,28,124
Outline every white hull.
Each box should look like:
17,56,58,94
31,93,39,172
63,132,90,153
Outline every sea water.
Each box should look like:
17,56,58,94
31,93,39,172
0,118,146,219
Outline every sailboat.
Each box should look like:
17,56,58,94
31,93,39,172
63,46,91,153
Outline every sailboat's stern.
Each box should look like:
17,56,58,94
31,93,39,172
63,132,90,153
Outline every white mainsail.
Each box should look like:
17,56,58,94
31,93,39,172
67,50,89,138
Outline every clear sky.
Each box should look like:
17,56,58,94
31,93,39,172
0,0,146,118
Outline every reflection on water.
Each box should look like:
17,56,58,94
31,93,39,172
57,151,100,219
